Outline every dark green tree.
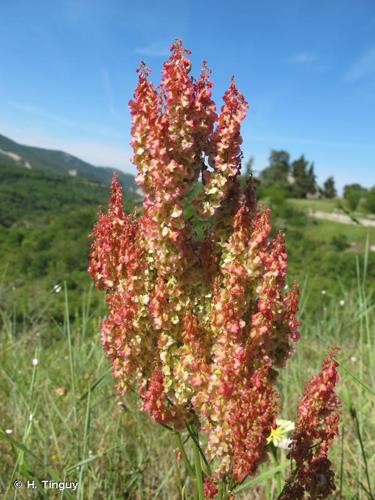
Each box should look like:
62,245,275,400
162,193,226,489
244,156,255,177
291,155,317,198
364,186,375,214
260,150,290,188
343,183,367,211
322,176,337,199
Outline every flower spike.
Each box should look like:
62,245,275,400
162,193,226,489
88,41,339,496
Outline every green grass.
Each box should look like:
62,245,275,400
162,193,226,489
0,287,177,499
307,219,375,248
1,265,374,498
288,196,375,218
285,197,375,252
288,198,340,213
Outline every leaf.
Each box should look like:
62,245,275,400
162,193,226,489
64,445,119,474
336,360,375,397
232,463,289,494
79,369,111,402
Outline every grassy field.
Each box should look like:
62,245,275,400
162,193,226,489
306,219,375,248
286,198,375,253
1,267,374,498
288,197,375,219
1,195,374,498
288,198,340,213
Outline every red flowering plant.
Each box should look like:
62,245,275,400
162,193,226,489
278,352,340,499
88,40,340,499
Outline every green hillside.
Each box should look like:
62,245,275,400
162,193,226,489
0,156,374,500
0,147,374,323
1,172,374,498
0,164,109,227
0,147,140,318
0,133,138,192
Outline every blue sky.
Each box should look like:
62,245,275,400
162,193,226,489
1,0,374,191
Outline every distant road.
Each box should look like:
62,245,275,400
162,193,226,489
308,210,375,228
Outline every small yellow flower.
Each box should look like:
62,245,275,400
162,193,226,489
267,419,295,449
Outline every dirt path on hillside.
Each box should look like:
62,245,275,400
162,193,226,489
308,210,375,227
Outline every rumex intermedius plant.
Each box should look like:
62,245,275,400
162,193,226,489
279,352,340,499
88,40,340,499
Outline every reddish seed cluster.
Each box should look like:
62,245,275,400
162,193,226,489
279,352,340,499
88,40,339,493
204,476,219,498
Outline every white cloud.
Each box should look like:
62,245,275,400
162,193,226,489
101,68,121,118
345,45,375,81
288,52,316,64
134,42,169,57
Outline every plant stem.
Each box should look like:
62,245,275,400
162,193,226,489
350,407,373,498
339,424,345,498
191,432,204,500
175,432,194,477
270,448,282,495
186,422,211,475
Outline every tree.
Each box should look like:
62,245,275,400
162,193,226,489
343,183,367,211
322,176,337,198
364,186,375,214
244,156,254,177
260,150,290,188
291,155,317,198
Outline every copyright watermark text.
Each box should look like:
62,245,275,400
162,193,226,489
13,479,78,491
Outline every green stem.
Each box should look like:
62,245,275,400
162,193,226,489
175,432,194,477
350,407,373,498
339,424,345,498
219,479,228,499
265,476,272,500
186,422,211,475
192,434,204,500
270,447,282,494
173,449,183,494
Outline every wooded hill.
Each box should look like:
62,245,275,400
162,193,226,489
0,133,137,192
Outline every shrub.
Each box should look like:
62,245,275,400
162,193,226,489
331,234,350,252
343,183,367,212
